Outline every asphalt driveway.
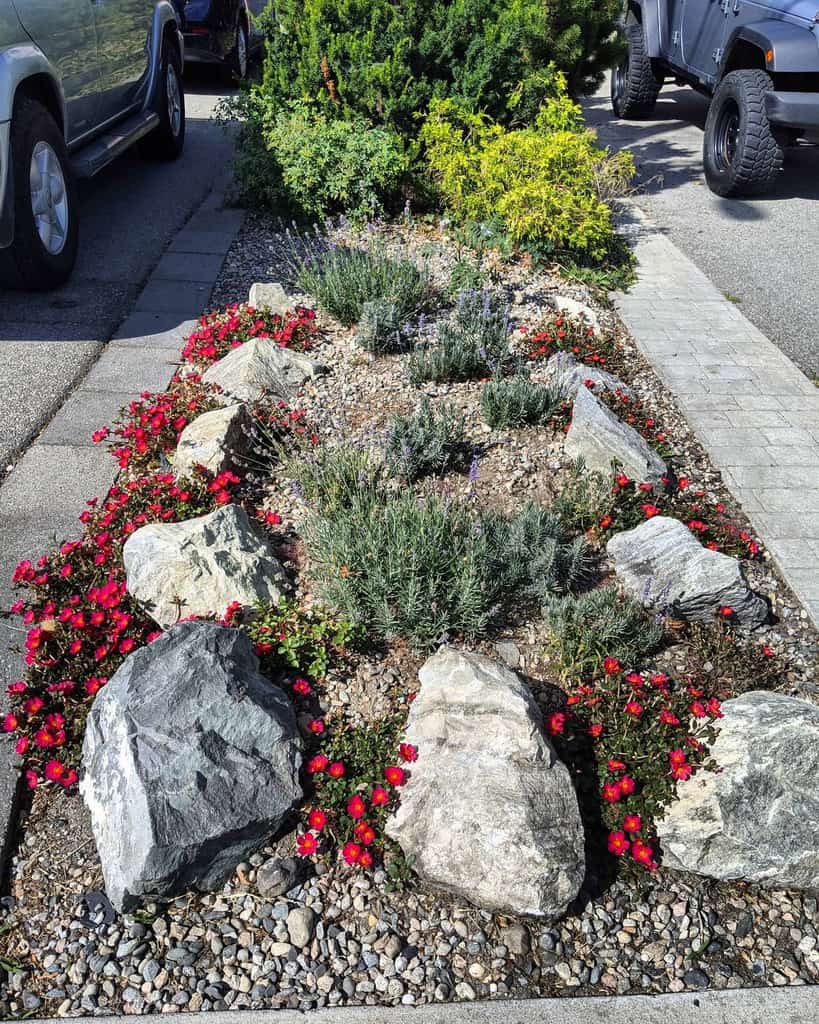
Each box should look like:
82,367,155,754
0,70,236,474
585,78,819,377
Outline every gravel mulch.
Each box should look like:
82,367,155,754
2,213,818,1017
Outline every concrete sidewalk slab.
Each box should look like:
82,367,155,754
615,206,819,629
24,988,819,1024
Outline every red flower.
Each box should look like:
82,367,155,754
650,672,670,690
342,841,362,865
384,765,405,787
307,754,328,774
631,839,657,870
689,701,707,719
607,830,630,856
22,696,44,716
607,758,626,773
603,657,621,676
588,723,603,738
659,708,680,726
761,645,775,657
706,697,722,717
308,718,325,735
672,763,693,781
399,743,418,763
354,821,376,846
602,782,621,803
2,714,18,733
328,761,345,779
358,849,373,869
296,832,318,857
623,813,642,834
347,795,366,820
625,672,643,687
599,515,613,530
307,809,327,832
719,606,734,619
371,786,390,807
618,775,636,796
641,504,660,518
292,678,312,696
625,700,643,717
668,748,687,767
547,711,566,736
44,760,65,782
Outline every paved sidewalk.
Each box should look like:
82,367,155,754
24,987,819,1024
0,180,244,878
615,207,819,629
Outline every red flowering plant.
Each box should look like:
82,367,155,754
5,468,242,790
299,718,414,874
181,304,318,368
522,314,625,376
596,388,673,460
547,657,722,873
92,374,223,474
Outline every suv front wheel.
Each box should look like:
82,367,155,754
0,95,79,290
703,70,784,197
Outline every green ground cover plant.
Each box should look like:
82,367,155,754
384,399,467,481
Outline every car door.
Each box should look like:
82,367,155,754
681,0,730,80
12,0,101,142
94,0,153,124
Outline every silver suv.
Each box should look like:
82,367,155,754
0,0,185,290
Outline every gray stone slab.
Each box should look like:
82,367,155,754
111,312,198,346
22,987,819,1024
37,389,134,447
153,251,226,283
0,735,20,883
168,229,240,255
79,346,181,394
183,208,244,235
134,278,215,316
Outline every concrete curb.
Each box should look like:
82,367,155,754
615,203,819,631
0,182,244,883
23,988,819,1024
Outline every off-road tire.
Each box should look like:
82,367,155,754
0,95,79,290
143,38,186,160
703,70,784,197
611,16,662,118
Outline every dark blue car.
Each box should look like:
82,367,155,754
174,0,265,79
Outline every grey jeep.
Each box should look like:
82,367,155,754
611,0,819,196
0,0,185,290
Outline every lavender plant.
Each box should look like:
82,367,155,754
384,399,467,481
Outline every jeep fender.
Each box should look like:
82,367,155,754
723,20,819,75
144,2,185,110
627,0,663,59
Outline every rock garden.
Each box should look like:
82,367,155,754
2,1,819,1015
1,212,818,1016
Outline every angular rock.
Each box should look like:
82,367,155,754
550,295,601,331
80,621,302,911
248,282,294,315
657,691,819,889
386,647,585,919
607,515,767,627
203,337,324,404
546,351,634,400
123,504,287,629
564,384,667,484
173,404,251,477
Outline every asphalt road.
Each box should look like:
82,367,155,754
0,68,235,472
584,77,819,377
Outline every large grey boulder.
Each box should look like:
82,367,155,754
657,691,819,890
607,515,767,627
173,404,251,477
550,295,601,332
80,621,302,911
123,504,287,629
546,351,634,400
386,647,585,919
564,385,666,484
203,337,324,404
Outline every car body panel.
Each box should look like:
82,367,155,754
180,0,263,64
630,0,819,128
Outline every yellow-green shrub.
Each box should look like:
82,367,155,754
421,78,634,259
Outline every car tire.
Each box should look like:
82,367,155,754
611,15,662,118
143,38,186,160
0,95,79,291
226,19,249,82
703,70,784,198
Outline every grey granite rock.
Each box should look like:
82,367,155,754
657,691,819,889
122,504,287,629
173,404,251,477
203,337,324,404
248,283,294,315
80,622,302,911
564,385,666,484
607,515,768,627
546,351,634,400
386,647,584,919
